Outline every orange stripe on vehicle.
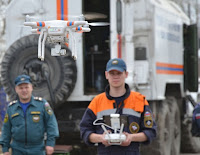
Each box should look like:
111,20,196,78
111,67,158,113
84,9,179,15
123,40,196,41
156,62,183,75
57,0,61,20
63,0,68,20
57,0,68,20
117,34,122,58
156,62,183,69
156,70,183,75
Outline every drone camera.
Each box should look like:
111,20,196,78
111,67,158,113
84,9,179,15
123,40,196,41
51,44,66,56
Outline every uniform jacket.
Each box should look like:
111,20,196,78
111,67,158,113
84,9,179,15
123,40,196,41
80,84,157,155
191,103,200,136
0,96,59,153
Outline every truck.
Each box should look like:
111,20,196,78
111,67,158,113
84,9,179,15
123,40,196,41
0,0,200,154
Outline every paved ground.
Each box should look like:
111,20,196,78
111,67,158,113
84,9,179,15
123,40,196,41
0,145,2,155
181,154,200,155
0,131,2,155
0,147,199,155
0,129,199,155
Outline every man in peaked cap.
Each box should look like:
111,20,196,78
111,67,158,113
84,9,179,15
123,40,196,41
80,58,157,155
0,74,59,155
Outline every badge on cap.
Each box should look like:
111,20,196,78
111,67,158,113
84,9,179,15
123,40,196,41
20,77,25,81
112,60,118,65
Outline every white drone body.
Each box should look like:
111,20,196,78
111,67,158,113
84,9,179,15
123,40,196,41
24,19,91,61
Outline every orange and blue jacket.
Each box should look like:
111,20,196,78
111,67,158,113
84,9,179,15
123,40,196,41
80,84,157,154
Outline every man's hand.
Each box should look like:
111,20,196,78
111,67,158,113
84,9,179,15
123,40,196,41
46,146,54,155
3,152,10,155
121,132,132,146
102,132,110,146
101,131,111,147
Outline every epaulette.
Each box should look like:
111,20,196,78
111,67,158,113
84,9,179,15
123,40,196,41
34,97,43,101
9,100,17,106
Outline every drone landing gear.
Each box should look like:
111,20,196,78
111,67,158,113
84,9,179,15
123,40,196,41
38,30,47,61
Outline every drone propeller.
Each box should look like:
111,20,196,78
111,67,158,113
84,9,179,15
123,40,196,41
56,12,107,20
22,12,107,21
84,12,107,20
88,22,110,26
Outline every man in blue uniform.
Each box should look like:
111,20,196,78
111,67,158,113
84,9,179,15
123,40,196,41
0,74,59,155
191,103,200,136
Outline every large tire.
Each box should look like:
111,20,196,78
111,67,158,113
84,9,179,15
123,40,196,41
168,97,181,155
141,100,172,155
181,123,200,153
155,101,172,155
181,98,200,153
1,34,77,107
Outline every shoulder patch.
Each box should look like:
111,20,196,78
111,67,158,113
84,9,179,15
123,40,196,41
34,97,43,101
45,102,53,115
9,100,17,106
4,113,9,123
144,111,153,128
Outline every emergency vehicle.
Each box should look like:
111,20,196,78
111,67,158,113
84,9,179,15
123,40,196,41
0,0,200,154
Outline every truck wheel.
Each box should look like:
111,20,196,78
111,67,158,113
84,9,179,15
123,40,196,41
181,123,200,153
168,97,181,155
141,101,172,155
1,34,77,107
156,101,172,155
181,99,200,153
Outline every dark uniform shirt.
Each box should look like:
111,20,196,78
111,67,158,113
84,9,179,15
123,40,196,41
80,84,157,155
0,96,59,154
191,103,200,136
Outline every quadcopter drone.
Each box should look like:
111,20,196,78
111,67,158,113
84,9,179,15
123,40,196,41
24,15,92,61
